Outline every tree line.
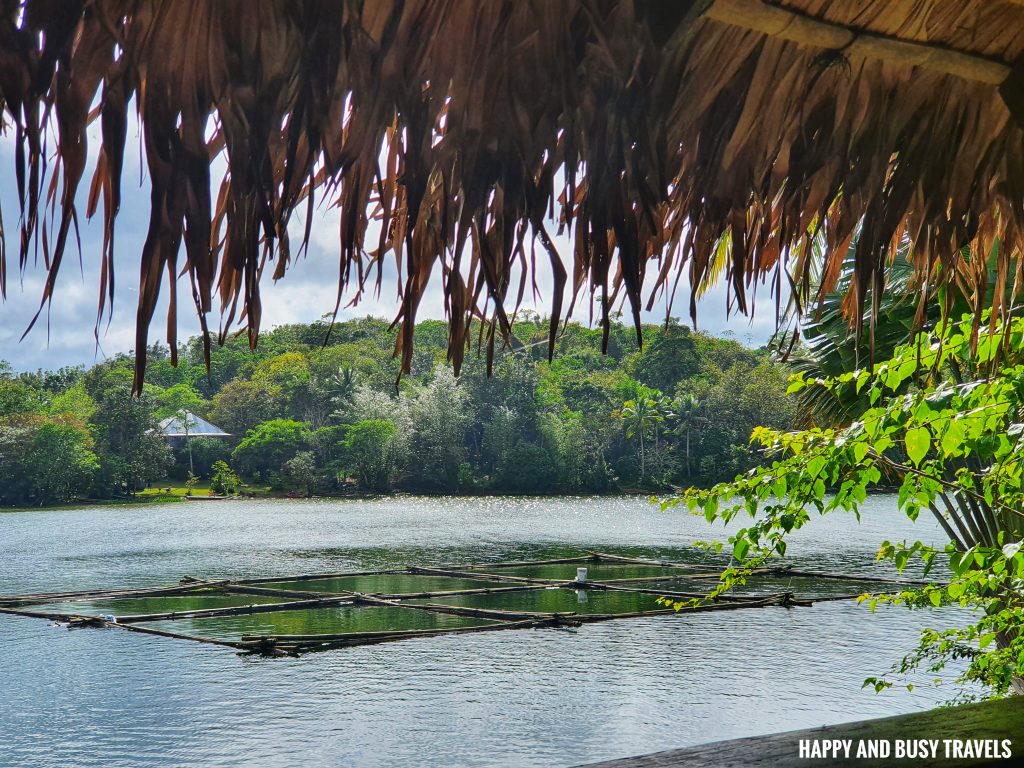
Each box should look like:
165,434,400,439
0,315,795,505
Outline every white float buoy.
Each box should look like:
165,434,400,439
575,567,588,583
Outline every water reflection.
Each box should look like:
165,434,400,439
0,495,963,767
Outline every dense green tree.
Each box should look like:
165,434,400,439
616,386,664,481
231,419,312,479
209,460,241,495
682,359,795,484
0,377,46,416
481,405,524,477
15,365,86,394
209,379,284,437
84,365,171,495
629,322,700,391
492,442,558,493
253,352,314,420
309,424,351,471
539,409,610,492
48,383,96,422
343,419,399,491
406,367,470,490
282,451,319,496
0,415,98,505
157,382,205,419
27,422,100,504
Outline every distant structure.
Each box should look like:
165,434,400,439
158,413,231,448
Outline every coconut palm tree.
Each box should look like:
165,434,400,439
782,232,1017,561
672,393,700,478
617,387,664,480
781,232,1005,428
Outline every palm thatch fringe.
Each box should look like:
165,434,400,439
3,2,1024,384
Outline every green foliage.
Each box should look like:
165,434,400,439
282,451,318,496
209,460,241,495
184,472,199,496
666,314,1024,699
539,409,611,492
0,317,795,502
83,364,171,495
156,382,205,422
493,441,558,493
343,419,399,491
48,383,96,422
629,322,700,391
0,415,99,505
309,424,350,467
405,367,469,491
183,437,232,478
616,386,667,482
253,352,314,421
209,378,284,437
28,422,100,504
231,419,312,478
0,377,46,416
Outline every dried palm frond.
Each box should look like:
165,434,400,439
2,0,1024,390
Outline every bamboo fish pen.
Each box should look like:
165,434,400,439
0,551,926,657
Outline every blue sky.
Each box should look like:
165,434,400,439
0,124,784,372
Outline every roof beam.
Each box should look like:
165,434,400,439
704,0,1011,85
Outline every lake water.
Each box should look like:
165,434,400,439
0,495,965,767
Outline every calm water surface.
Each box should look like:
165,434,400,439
0,495,965,767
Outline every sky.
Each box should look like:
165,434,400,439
0,122,784,373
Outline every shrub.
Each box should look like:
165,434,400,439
209,460,241,495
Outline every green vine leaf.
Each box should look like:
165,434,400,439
905,426,930,466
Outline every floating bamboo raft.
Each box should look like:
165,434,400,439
0,552,929,657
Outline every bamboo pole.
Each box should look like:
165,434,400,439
223,584,346,600
376,584,550,600
101,619,250,650
585,551,712,570
352,593,581,623
579,581,800,603
704,0,1010,85
407,566,555,584
571,593,803,622
115,595,358,623
0,580,232,607
0,605,90,620
457,556,598,569
239,617,580,654
211,568,408,586
594,573,734,584
0,606,251,650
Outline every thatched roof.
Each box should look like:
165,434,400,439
3,0,1024,388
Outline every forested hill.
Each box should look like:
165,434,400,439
0,316,795,505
